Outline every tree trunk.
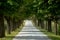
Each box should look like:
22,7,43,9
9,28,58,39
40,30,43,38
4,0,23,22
38,19,41,26
0,14,5,38
38,19,44,28
13,21,17,31
5,17,12,34
17,21,21,28
12,18,16,31
34,19,37,26
7,19,12,34
48,19,52,32
54,20,58,35
41,20,44,29
45,21,48,30
39,19,44,29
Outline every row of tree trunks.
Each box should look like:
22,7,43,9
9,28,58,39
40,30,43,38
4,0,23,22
5,16,23,34
0,15,24,38
38,19,44,29
33,17,59,35
13,20,23,31
0,14,5,38
37,18,59,35
37,19,52,32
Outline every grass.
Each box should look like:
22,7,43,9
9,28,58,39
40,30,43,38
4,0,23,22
36,26,60,40
0,24,24,40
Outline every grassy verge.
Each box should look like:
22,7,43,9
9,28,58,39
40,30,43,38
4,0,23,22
36,26,60,40
0,24,24,40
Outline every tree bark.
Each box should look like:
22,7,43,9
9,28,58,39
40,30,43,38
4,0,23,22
0,14,5,38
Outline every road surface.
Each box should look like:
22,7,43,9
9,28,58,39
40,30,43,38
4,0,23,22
13,20,51,40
